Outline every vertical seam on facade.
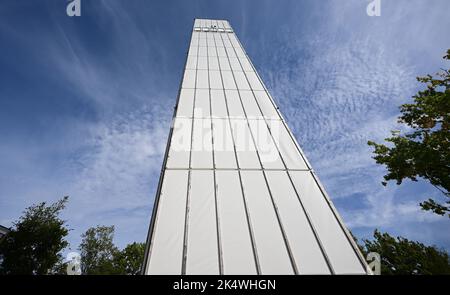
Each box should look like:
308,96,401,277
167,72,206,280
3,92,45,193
229,36,335,274
142,21,196,275
216,32,261,275
181,31,199,274
222,31,298,275
146,19,369,276
232,31,368,273
310,170,370,272
207,41,224,275
287,171,335,274
232,35,314,169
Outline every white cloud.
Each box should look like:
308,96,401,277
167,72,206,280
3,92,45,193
68,107,168,214
255,2,447,236
62,106,170,248
1,0,448,252
0,0,176,249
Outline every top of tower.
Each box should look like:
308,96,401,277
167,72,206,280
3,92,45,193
193,18,233,32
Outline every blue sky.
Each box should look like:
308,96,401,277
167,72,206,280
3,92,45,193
0,0,449,255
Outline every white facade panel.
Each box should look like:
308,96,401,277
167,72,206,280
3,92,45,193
253,91,280,119
216,171,257,274
186,54,197,70
221,71,237,89
196,69,209,89
247,119,284,169
239,90,262,118
234,46,246,58
222,20,231,29
188,46,197,56
194,89,210,118
145,19,368,276
269,120,308,169
208,55,219,70
224,89,244,117
191,118,213,168
218,56,231,70
197,56,208,70
209,70,223,89
229,119,261,169
228,57,242,71
216,46,227,57
212,119,237,169
246,71,265,91
214,34,224,46
217,20,225,29
238,56,253,72
228,34,241,48
166,118,191,169
176,88,194,117
208,46,217,57
225,46,237,58
186,170,219,274
221,34,233,47
234,71,251,90
198,38,207,47
182,69,196,88
210,89,228,118
265,171,331,274
147,170,188,274
190,38,199,48
240,171,293,274
288,171,366,274
198,46,207,56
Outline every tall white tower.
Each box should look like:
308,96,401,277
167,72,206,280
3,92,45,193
142,19,368,275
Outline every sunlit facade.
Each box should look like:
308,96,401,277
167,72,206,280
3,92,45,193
143,19,368,275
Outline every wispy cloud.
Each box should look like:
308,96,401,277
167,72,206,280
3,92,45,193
42,1,177,247
252,0,450,247
62,106,169,248
0,0,176,249
1,0,448,252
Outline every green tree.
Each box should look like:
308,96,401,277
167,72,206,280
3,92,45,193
368,49,450,217
0,197,70,274
113,242,145,275
358,230,450,275
79,225,145,275
79,225,120,274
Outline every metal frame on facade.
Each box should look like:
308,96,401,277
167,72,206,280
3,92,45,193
142,18,370,275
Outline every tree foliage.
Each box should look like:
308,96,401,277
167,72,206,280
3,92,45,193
357,230,450,275
368,49,450,217
113,242,145,275
0,199,145,275
0,197,69,274
79,225,145,275
79,225,119,275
